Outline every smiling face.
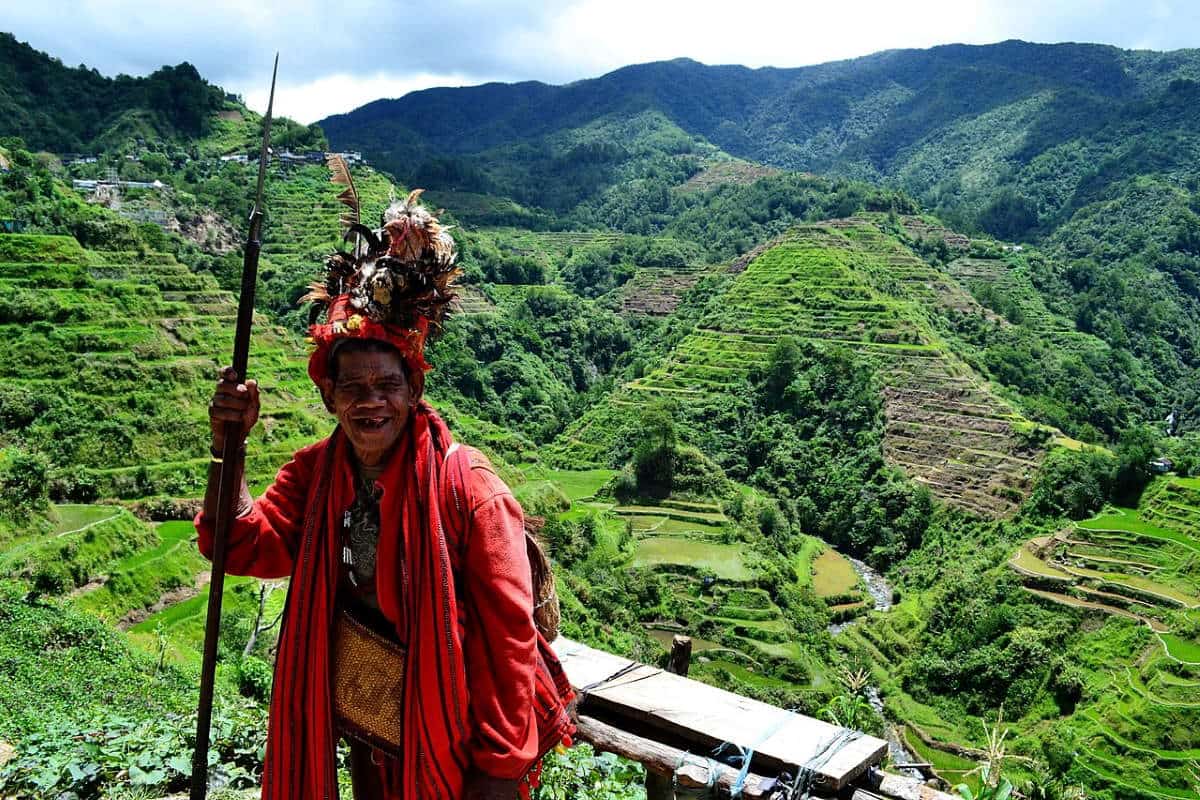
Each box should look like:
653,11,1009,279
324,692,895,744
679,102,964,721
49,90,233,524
319,344,414,467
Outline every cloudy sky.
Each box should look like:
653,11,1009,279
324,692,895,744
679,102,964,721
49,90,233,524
7,0,1200,124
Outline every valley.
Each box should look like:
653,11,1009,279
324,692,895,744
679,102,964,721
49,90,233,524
2,32,1200,800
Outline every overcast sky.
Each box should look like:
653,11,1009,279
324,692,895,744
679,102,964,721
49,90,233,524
7,0,1200,124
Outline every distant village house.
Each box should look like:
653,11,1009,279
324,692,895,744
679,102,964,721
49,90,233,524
1151,457,1175,474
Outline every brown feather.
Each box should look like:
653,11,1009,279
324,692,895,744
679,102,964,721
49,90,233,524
326,154,360,228
299,281,332,305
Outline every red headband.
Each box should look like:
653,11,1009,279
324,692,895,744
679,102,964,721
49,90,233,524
306,294,431,387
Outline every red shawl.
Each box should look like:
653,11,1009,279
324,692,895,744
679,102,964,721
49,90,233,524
263,403,470,799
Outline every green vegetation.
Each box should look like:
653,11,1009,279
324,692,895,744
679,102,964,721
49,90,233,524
0,33,225,152
0,580,266,798
0,504,154,595
75,520,208,623
7,35,1200,798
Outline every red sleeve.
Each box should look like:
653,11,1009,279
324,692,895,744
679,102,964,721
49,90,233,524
194,444,318,580
462,461,539,779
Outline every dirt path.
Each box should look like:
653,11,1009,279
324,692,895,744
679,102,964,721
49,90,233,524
56,510,120,537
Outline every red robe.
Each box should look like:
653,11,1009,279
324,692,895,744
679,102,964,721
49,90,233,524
197,403,551,798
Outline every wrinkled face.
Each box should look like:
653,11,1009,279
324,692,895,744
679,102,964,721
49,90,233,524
320,348,413,466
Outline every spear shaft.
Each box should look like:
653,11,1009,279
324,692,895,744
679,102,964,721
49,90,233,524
190,54,278,800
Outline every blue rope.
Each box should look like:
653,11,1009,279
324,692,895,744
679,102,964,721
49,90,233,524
711,741,752,797
709,708,796,797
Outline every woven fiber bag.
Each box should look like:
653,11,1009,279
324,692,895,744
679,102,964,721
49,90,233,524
332,609,405,755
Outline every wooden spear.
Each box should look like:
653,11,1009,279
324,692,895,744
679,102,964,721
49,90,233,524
190,54,278,800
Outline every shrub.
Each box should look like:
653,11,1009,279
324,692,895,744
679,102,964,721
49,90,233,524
0,448,50,518
1027,447,1115,519
236,655,274,702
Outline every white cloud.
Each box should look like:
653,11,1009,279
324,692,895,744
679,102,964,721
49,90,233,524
239,70,488,124
513,0,1004,78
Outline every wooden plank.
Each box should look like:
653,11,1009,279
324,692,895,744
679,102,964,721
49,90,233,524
553,638,888,791
856,768,961,800
578,715,776,799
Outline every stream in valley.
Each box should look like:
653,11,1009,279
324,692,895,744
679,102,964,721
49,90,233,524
828,550,921,777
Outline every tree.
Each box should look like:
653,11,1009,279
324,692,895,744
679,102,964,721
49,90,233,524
633,401,677,498
762,336,802,410
561,244,616,298
1114,425,1159,505
978,189,1039,241
0,447,50,517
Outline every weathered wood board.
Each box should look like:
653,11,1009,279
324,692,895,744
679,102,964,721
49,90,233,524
553,638,888,791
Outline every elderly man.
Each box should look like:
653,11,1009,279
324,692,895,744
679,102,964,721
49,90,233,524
198,190,572,800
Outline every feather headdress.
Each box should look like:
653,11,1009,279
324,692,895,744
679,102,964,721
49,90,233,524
304,160,461,385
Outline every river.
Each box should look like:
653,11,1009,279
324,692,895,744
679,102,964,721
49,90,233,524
828,551,921,777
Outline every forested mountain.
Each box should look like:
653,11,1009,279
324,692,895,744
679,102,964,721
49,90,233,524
321,41,1200,239
324,40,1200,440
1,34,1199,800
0,33,228,153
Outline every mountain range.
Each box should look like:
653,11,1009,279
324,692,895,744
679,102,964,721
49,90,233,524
320,40,1200,239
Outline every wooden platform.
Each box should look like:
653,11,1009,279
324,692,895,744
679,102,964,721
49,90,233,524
553,638,888,791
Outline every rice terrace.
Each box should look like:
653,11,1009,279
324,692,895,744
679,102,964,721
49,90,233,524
2,22,1200,800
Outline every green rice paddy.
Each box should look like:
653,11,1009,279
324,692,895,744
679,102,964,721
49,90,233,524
517,465,616,501
50,504,121,533
1160,634,1200,664
901,727,978,791
633,536,750,580
1006,478,1200,798
810,548,861,598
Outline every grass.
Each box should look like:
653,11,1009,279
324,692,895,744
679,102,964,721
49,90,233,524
1160,634,1200,664
517,465,616,500
1058,562,1198,607
126,576,257,665
697,659,796,690
50,504,121,533
614,504,726,525
901,727,979,792
0,506,155,591
74,520,207,622
792,535,825,589
116,521,196,570
1009,543,1071,580
644,628,726,653
1077,507,1200,553
1021,587,1167,631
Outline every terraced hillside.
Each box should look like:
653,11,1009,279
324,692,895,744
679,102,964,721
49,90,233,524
621,496,832,681
556,217,1049,517
613,263,712,317
677,159,782,193
486,228,631,264
946,252,1115,357
0,233,323,498
1009,476,1200,798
